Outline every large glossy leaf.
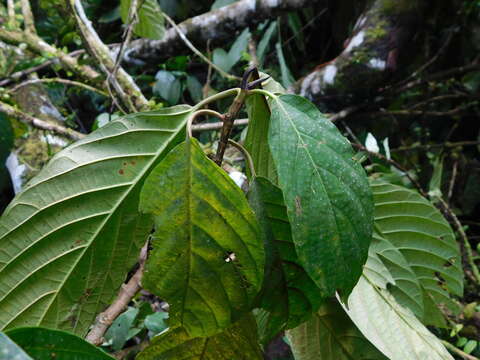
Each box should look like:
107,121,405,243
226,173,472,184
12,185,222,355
137,315,263,360
6,327,114,359
140,138,264,337
120,0,165,40
268,94,373,297
0,332,32,360
344,274,453,360
286,298,387,360
244,92,277,182
371,181,463,327
0,105,192,335
248,177,321,343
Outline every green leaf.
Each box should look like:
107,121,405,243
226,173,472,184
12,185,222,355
0,105,193,335
213,28,250,73
268,94,373,298
228,28,250,67
244,92,277,182
464,340,478,354
248,177,321,344
212,48,232,72
0,332,32,360
5,327,114,359
144,311,169,336
286,298,387,360
153,70,182,105
104,306,139,351
257,21,277,66
139,138,264,337
371,181,463,327
186,75,203,103
275,42,295,88
120,0,165,40
344,274,454,360
137,315,263,360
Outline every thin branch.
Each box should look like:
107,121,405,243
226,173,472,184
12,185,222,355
85,241,149,345
67,0,149,111
20,0,36,34
442,340,480,360
7,0,17,28
437,197,480,285
0,50,85,87
162,13,240,82
192,118,248,132
9,78,108,96
0,28,101,83
111,0,141,85
0,101,85,140
390,62,480,95
391,141,480,152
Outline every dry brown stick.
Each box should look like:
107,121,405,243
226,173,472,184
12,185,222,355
0,101,85,141
85,241,149,345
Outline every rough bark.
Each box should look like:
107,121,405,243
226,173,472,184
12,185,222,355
294,0,424,111
123,0,324,65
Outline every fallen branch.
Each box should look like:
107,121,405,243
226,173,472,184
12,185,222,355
85,241,149,345
0,101,85,141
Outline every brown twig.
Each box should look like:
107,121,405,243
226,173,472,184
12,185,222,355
0,101,84,141
85,241,149,345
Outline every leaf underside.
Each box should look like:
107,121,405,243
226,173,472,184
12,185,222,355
286,298,387,360
248,177,321,343
137,315,263,360
140,138,264,337
345,274,453,360
371,181,463,327
0,105,192,335
268,94,373,297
